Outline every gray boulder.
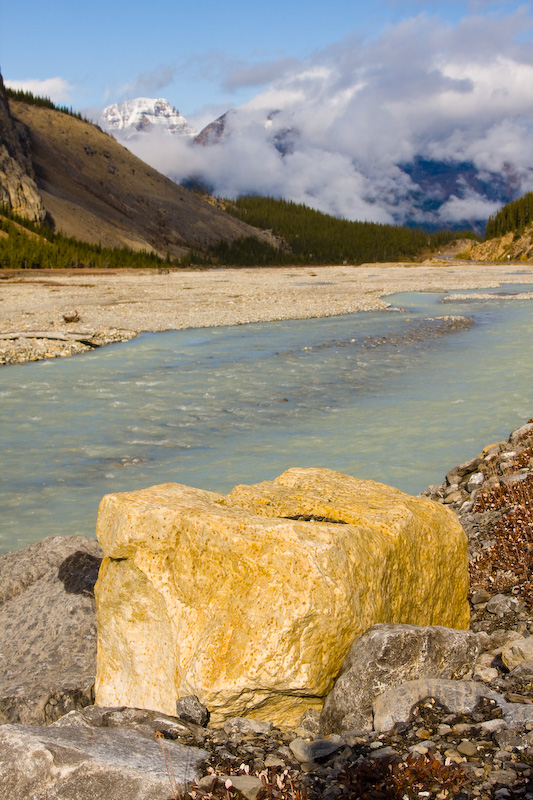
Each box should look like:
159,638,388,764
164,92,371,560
320,623,480,733
372,678,533,732
0,722,208,799
0,535,102,724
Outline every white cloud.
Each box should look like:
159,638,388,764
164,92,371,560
109,5,533,226
109,65,176,101
439,190,502,223
5,77,73,104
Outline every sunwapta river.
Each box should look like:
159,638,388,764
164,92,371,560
1,284,532,553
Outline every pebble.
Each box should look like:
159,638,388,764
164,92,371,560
457,740,479,757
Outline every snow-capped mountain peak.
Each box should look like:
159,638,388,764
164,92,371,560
101,98,196,139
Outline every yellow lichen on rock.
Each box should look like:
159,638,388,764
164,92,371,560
94,468,469,726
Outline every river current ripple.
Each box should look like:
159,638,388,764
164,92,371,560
1,284,532,553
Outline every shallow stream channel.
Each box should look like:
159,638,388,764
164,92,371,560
1,283,532,552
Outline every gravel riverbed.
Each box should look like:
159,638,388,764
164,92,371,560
2,260,533,365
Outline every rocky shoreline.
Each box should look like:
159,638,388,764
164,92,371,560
0,421,532,799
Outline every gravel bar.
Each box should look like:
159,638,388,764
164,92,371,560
1,261,533,365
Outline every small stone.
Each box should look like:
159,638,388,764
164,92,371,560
486,629,523,653
466,473,485,493
477,719,508,734
437,724,452,735
416,728,431,739
198,775,221,792
487,769,518,786
223,717,272,736
409,744,429,755
511,659,533,678
472,590,491,605
495,730,533,750
443,491,463,504
452,723,473,735
444,749,467,764
307,737,344,760
370,745,398,760
457,740,478,757
264,755,286,768
289,738,313,763
417,740,437,750
486,595,518,618
501,637,533,671
474,665,500,682
298,708,321,734
230,775,264,800
506,692,532,704
175,695,210,727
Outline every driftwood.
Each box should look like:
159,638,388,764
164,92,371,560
0,331,98,347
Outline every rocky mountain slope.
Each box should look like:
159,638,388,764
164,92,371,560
1,84,269,258
469,224,533,262
0,77,44,222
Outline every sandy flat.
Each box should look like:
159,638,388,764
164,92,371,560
1,260,533,364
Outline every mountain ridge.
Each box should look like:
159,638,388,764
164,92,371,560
99,95,521,233
0,81,270,259
101,98,196,140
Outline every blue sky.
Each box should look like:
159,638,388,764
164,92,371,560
1,0,530,119
3,0,533,225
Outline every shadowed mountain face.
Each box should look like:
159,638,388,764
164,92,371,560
399,158,520,232
0,78,45,222
1,90,267,258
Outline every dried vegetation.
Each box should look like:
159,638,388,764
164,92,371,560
469,434,533,609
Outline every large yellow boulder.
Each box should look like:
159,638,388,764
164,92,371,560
94,468,469,726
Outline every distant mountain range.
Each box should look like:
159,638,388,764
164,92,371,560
100,97,521,232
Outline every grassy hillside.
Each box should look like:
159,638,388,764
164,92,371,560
203,196,479,266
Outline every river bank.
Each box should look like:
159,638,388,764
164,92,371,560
2,260,533,365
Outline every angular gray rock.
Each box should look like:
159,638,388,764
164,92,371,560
0,535,102,724
373,678,506,731
289,736,344,764
176,694,210,727
320,623,480,733
501,636,533,671
372,678,533,732
0,723,208,800
51,704,202,740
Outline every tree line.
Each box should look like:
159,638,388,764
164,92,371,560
5,87,94,125
212,196,478,266
0,208,167,270
485,193,533,239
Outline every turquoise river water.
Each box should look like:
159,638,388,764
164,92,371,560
1,284,532,553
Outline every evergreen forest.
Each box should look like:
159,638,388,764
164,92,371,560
5,87,94,124
0,208,167,269
209,196,478,266
0,197,479,270
485,192,533,239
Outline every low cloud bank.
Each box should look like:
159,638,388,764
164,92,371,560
119,8,533,225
